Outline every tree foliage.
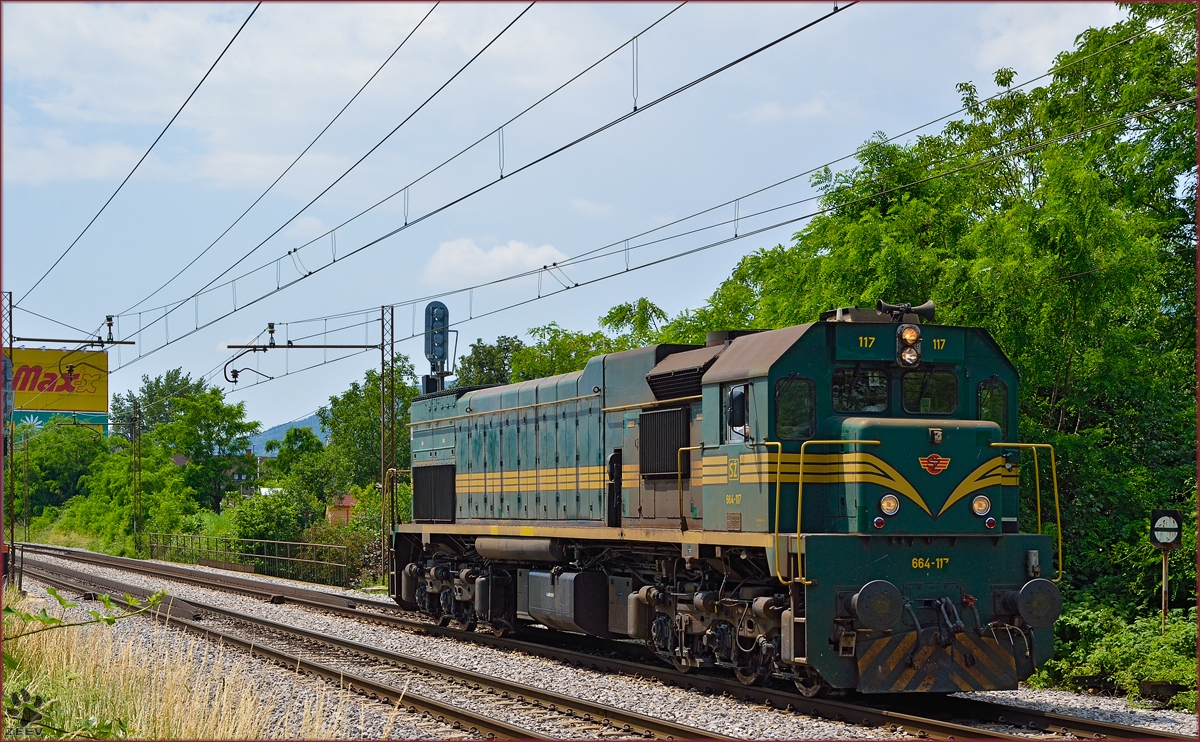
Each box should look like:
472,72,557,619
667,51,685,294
316,353,420,487
454,335,525,387
110,368,209,438
155,388,259,512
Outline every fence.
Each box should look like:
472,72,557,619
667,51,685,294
147,533,349,587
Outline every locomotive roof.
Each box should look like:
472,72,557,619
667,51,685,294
701,323,812,384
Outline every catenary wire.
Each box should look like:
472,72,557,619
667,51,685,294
16,2,262,308
225,96,1194,391
175,3,535,304
274,80,1194,329
112,2,856,357
120,2,441,316
121,0,1178,326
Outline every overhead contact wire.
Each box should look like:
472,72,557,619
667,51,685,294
120,2,440,315
17,1,262,307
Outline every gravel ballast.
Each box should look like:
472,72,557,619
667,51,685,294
23,549,1199,739
16,579,458,739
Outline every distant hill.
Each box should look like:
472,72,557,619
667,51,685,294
250,414,327,456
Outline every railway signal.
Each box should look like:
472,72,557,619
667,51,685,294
1149,508,1182,633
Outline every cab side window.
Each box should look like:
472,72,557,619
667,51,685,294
724,383,750,443
775,376,815,440
977,377,1009,437
832,366,889,413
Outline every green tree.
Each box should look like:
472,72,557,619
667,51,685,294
511,323,623,380
8,420,107,518
155,388,260,512
599,298,668,346
454,335,525,386
317,354,419,487
229,488,316,542
264,427,324,478
110,368,208,438
659,4,1196,610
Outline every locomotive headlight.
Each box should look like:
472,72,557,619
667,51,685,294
971,494,992,516
880,493,900,516
900,325,921,345
899,346,920,366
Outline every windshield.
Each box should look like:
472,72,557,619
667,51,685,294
832,365,889,413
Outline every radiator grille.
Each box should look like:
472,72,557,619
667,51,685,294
638,406,691,480
413,464,456,523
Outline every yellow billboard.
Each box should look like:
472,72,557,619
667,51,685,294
11,348,108,413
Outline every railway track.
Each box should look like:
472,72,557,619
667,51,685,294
23,557,731,740
19,543,1192,741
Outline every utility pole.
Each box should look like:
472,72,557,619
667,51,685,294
131,399,142,552
3,291,11,577
380,305,395,583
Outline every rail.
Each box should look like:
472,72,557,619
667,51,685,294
777,439,881,584
990,442,1063,582
146,533,349,587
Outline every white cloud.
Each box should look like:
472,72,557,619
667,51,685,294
974,3,1125,78
422,238,567,286
571,197,613,217
284,215,326,241
736,99,828,124
2,128,143,185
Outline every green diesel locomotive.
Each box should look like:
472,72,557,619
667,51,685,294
391,301,1064,696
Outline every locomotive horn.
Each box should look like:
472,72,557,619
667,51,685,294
911,300,936,322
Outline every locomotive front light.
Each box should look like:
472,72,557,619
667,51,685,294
900,325,921,345
899,346,920,366
880,493,900,516
971,494,992,516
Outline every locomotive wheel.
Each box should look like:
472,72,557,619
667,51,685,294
735,666,768,687
437,615,452,627
461,618,478,633
670,657,694,674
794,674,830,698
492,625,509,638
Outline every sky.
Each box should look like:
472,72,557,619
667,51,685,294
2,1,1127,430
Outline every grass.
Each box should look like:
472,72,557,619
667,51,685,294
2,586,349,738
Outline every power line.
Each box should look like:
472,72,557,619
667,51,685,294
119,0,1179,329
120,2,441,316
13,307,97,337
270,81,1194,333
16,2,262,308
112,2,856,363
183,3,535,301
227,96,1194,393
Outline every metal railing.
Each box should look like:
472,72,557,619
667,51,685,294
147,533,350,587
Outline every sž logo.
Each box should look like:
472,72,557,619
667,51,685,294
918,453,950,475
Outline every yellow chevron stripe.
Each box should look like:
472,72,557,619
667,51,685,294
939,457,1010,516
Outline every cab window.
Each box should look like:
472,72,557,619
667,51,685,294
902,370,958,415
977,377,1009,436
832,366,888,414
775,376,815,440
724,383,750,443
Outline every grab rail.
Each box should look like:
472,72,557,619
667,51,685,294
676,445,704,532
990,442,1063,583
773,439,881,585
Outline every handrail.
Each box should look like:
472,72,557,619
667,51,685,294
990,442,1062,583
676,445,704,531
776,439,881,585
604,394,701,413
407,391,602,426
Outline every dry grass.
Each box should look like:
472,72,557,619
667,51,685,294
2,587,345,739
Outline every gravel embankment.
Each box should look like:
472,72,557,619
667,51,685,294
17,579,458,739
25,550,1198,739
25,553,900,739
957,689,1196,737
